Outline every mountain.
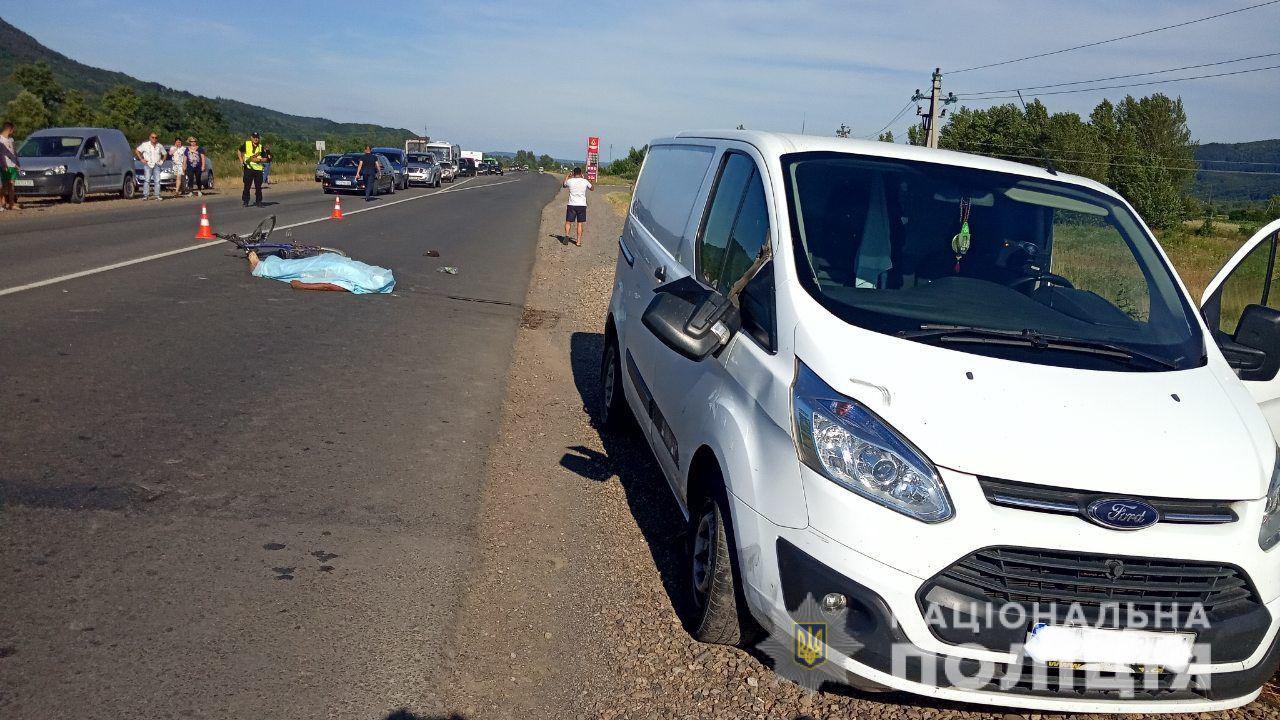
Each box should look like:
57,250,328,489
0,16,413,144
1193,140,1280,203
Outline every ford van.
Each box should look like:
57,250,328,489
600,130,1280,713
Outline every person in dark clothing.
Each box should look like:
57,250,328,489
238,131,266,207
355,145,380,201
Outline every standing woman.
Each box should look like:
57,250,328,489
185,136,205,198
0,121,19,211
168,136,187,198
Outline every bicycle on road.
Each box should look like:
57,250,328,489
214,215,347,259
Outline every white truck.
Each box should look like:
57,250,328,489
425,142,460,165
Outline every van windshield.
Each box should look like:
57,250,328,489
783,152,1204,371
19,136,83,158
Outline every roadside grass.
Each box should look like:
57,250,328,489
593,173,635,187
209,154,315,186
605,191,632,215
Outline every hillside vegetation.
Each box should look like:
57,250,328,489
0,17,412,148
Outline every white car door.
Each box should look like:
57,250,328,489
1200,218,1280,440
618,143,717,480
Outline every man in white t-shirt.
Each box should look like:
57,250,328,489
563,166,594,246
134,132,167,200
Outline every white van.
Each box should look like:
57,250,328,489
600,130,1280,713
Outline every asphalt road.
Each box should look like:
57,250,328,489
0,172,560,718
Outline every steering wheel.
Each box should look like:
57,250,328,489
1009,272,1075,291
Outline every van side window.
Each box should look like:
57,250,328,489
631,144,715,256
698,152,775,349
82,138,102,159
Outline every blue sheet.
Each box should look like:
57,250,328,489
251,252,395,294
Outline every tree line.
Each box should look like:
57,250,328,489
2,61,397,163
600,92,1279,233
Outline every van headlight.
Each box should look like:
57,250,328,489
792,362,953,523
44,165,67,175
1258,451,1280,550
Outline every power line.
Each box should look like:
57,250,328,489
947,139,1280,166
954,52,1280,97
861,101,914,139
947,0,1280,74
955,63,1280,100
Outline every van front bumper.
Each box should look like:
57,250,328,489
12,174,73,196
729,469,1280,713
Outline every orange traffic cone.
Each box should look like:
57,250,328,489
195,202,215,239
330,194,344,220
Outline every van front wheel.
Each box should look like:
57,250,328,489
688,491,750,646
598,335,631,430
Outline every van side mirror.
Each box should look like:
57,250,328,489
1222,304,1280,381
642,276,740,361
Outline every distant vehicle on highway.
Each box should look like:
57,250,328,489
457,157,478,177
479,162,503,176
13,127,136,203
404,137,432,155
405,152,443,187
438,161,457,183
460,150,483,169
426,141,460,166
321,153,395,195
133,157,215,191
372,147,410,190
315,153,341,182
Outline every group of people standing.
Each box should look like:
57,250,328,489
133,131,209,201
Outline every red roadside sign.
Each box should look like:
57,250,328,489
586,136,600,181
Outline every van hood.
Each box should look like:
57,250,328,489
795,314,1275,501
16,158,71,172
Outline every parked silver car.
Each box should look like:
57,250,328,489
405,153,442,187
13,127,136,202
133,157,215,191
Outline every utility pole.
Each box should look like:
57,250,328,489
835,123,851,138
912,69,957,149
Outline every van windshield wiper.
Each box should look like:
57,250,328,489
897,324,1177,370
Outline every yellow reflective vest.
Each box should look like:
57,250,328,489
242,140,264,171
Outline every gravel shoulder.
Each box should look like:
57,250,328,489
448,186,1280,720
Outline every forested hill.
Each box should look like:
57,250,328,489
1194,140,1280,203
0,16,413,145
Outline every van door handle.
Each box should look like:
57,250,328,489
654,266,666,282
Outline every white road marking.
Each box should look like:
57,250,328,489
0,176,524,298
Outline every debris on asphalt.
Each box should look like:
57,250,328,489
423,249,441,257
437,266,459,274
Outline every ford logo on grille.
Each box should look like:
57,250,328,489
1086,498,1160,530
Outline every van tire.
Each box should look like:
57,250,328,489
598,335,631,430
688,488,752,646
67,175,87,204
120,174,136,199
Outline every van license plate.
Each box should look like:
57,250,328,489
14,179,33,187
1024,623,1195,671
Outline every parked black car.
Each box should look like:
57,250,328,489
315,153,341,182
372,147,410,190
321,153,395,195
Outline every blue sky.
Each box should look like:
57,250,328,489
5,1,1278,159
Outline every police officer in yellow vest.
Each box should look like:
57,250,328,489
237,131,266,207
